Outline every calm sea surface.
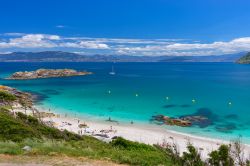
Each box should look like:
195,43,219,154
1,62,250,143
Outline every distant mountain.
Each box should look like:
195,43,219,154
159,52,245,62
0,51,155,62
0,51,245,62
236,52,250,64
0,51,86,62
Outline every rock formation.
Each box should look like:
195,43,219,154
7,69,92,80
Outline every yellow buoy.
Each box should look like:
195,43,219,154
108,90,111,94
135,93,139,97
192,99,196,103
228,102,232,106
166,96,169,100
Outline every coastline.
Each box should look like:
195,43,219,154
13,104,250,159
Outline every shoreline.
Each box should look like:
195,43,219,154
13,104,250,159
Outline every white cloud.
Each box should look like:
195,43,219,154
56,25,65,28
0,33,110,50
1,33,250,56
3,33,26,36
47,35,60,40
59,42,79,48
63,37,178,45
0,51,12,54
59,41,109,49
115,37,250,56
0,34,59,48
78,41,109,49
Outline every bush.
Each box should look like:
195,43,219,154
155,140,182,165
17,112,39,125
181,143,204,166
208,144,234,166
0,110,38,142
111,137,154,151
0,90,16,103
0,109,82,142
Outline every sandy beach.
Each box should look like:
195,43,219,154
13,104,250,159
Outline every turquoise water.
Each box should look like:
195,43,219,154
1,62,250,143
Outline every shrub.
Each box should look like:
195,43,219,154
181,143,204,166
230,138,245,166
0,90,16,104
208,144,234,166
111,137,154,151
0,109,82,142
155,140,181,165
0,109,38,142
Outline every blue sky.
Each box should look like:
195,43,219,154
1,0,250,56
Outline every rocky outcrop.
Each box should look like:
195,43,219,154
180,116,208,122
7,69,92,80
151,114,209,127
0,85,33,108
151,115,192,127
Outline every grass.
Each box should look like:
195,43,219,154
0,137,174,165
0,109,82,142
0,154,125,166
0,108,175,166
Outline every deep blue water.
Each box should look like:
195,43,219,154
1,62,250,143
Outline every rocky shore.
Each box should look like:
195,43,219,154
0,85,33,108
0,85,58,120
6,69,92,80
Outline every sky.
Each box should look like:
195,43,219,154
0,0,250,56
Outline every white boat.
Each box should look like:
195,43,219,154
109,65,116,75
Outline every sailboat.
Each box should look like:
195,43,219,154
109,65,116,75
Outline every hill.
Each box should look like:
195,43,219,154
0,51,245,62
236,52,250,64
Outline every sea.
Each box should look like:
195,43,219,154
1,62,250,143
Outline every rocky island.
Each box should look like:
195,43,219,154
6,68,92,80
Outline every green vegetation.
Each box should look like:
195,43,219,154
0,93,250,165
182,143,204,166
0,109,81,142
1,107,250,165
0,90,16,104
208,145,233,166
157,140,250,166
236,52,250,64
0,108,174,165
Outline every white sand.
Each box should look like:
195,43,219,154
12,104,250,159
